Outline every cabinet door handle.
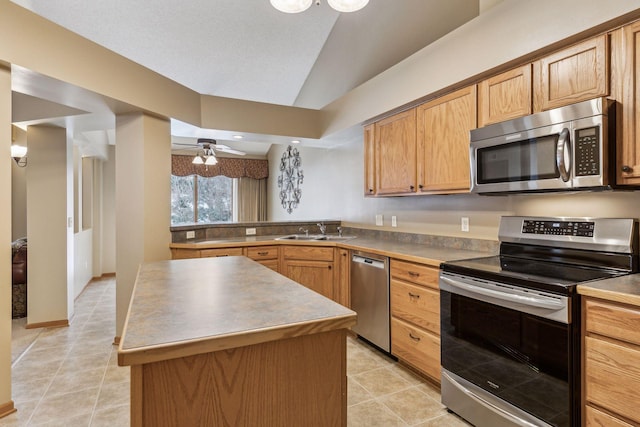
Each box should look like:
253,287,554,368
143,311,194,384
408,271,420,277
257,251,268,256
409,332,421,342
408,292,420,299
368,188,374,193
622,165,633,173
409,185,415,190
328,265,332,270
418,184,423,189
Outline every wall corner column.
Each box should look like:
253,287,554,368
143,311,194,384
115,113,171,339
0,64,16,418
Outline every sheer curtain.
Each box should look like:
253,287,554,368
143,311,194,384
237,177,267,222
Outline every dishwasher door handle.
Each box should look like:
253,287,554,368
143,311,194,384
352,255,386,269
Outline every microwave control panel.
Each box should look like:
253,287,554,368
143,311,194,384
522,220,595,237
574,126,600,176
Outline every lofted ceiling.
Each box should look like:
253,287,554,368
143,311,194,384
9,0,480,156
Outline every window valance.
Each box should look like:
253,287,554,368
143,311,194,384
171,155,269,179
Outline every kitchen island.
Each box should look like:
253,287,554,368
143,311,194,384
118,256,357,427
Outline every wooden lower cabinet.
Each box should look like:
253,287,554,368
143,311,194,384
390,258,441,382
336,248,350,308
391,317,440,381
245,245,280,272
585,405,634,427
281,246,337,302
583,297,640,425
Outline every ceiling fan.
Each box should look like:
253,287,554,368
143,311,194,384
173,138,247,165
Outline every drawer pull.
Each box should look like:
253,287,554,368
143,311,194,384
257,251,268,256
408,271,420,277
408,292,420,299
409,332,421,342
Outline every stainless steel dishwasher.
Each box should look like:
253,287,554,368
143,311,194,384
350,250,390,352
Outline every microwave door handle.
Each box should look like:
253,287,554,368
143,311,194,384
556,128,571,182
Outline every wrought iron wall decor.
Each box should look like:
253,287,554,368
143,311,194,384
277,146,304,214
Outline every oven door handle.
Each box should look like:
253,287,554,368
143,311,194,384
440,275,564,310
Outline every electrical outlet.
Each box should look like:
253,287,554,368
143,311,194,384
246,228,256,235
375,214,383,226
186,230,195,239
461,217,469,232
391,216,397,227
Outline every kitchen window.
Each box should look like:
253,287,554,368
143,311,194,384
171,175,236,225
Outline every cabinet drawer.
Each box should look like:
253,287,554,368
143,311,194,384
585,299,640,346
585,405,633,427
390,259,439,290
391,317,440,382
200,247,244,258
390,279,439,335
584,336,640,424
171,248,200,259
282,246,334,262
246,246,279,260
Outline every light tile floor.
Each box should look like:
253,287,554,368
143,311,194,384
4,277,470,427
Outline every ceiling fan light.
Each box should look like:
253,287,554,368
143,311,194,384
205,155,218,166
192,155,204,165
327,0,369,12
270,0,313,13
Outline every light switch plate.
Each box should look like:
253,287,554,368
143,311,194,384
246,228,257,235
186,230,195,239
375,214,383,226
391,216,397,227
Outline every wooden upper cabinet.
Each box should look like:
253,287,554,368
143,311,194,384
363,123,376,196
612,22,640,185
478,65,532,127
416,85,477,193
533,35,609,112
374,109,417,195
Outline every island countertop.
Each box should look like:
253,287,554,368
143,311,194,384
118,256,357,366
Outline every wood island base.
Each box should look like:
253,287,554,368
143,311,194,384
129,329,348,427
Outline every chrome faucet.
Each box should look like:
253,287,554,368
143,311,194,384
317,222,327,235
299,227,309,237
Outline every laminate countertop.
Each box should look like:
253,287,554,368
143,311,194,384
117,256,357,366
578,274,640,307
170,235,493,267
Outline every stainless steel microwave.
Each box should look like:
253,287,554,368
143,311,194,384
470,97,615,194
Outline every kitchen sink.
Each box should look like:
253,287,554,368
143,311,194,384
276,234,324,241
276,234,357,241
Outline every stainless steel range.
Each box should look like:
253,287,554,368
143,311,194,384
439,216,638,427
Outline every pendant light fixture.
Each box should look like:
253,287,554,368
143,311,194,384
270,0,368,13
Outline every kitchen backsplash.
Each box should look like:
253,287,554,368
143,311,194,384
171,221,498,253
341,227,498,253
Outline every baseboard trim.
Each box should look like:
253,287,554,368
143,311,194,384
92,272,116,280
0,400,16,419
25,319,69,330
113,336,121,346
